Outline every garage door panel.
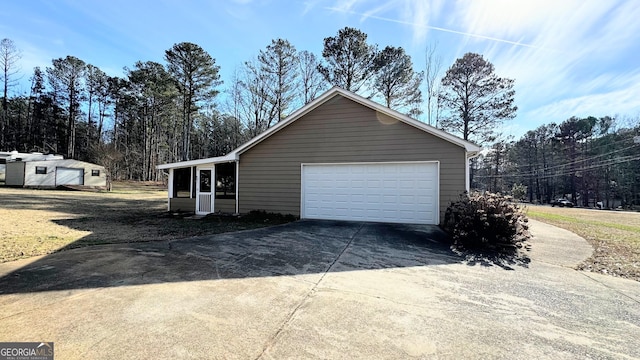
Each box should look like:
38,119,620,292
414,196,433,204
302,162,438,225
334,194,349,202
366,179,381,187
334,179,349,188
382,179,396,188
382,194,397,203
56,167,84,186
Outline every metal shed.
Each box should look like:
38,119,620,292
4,158,107,188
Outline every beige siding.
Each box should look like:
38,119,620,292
239,95,466,223
169,198,235,213
23,161,56,186
82,163,107,187
170,198,196,212
215,198,236,213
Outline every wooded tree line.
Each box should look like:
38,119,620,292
1,28,637,207
473,116,640,209
0,28,425,181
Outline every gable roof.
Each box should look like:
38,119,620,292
157,87,481,170
232,86,481,156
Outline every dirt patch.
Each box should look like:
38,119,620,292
526,205,640,281
0,183,294,263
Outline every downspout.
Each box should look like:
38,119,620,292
466,151,481,192
235,160,239,215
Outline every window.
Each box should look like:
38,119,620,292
215,162,236,199
91,169,100,176
35,166,47,175
173,167,192,198
199,169,212,192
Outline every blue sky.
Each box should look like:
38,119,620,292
2,0,639,138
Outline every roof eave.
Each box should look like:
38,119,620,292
156,153,238,170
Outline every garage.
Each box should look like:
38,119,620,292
56,167,84,185
159,88,481,224
301,162,439,224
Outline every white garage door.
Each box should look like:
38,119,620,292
56,167,84,185
302,162,439,224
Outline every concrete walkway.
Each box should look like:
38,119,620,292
0,220,638,359
527,219,594,268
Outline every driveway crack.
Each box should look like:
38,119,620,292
579,272,640,305
255,222,365,359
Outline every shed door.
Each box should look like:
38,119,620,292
302,162,439,225
56,167,84,185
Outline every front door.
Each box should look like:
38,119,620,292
196,167,214,215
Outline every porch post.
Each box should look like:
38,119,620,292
212,164,216,213
190,166,194,199
167,168,174,211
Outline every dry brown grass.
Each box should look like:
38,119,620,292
0,182,292,263
526,205,640,281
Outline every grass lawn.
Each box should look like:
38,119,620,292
526,205,640,281
0,182,294,263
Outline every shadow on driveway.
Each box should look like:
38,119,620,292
0,217,533,295
0,220,463,294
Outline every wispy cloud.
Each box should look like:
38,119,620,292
360,2,397,24
326,0,361,13
302,0,324,16
527,80,640,124
400,0,438,45
317,0,640,133
434,0,640,128
325,4,554,51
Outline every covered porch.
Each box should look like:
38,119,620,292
157,154,238,215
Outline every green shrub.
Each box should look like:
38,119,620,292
240,210,297,224
511,183,527,202
443,191,531,251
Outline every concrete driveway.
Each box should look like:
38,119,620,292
0,220,638,359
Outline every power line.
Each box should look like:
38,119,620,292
508,144,639,178
475,142,640,179
475,154,640,179
478,135,639,172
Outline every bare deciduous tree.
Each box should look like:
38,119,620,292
1,38,22,148
424,43,442,127
298,50,326,104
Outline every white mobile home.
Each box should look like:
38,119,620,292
0,151,64,183
5,159,106,188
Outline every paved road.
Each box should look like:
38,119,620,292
0,220,638,359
